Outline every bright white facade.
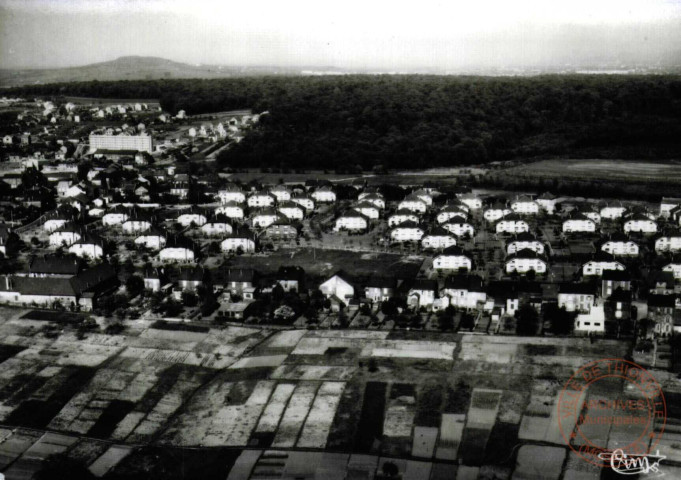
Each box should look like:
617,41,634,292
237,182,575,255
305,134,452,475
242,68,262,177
582,260,625,277
601,205,626,220
311,188,336,203
158,247,195,263
135,234,166,250
563,218,596,233
511,198,539,215
484,207,512,222
49,231,81,246
44,219,68,233
398,198,427,214
102,212,128,226
421,233,456,250
655,236,681,253
334,214,368,232
122,220,151,234
218,190,245,204
89,133,153,153
388,211,420,227
624,218,657,234
216,204,245,219
389,224,424,242
201,222,233,237
291,196,315,212
177,213,207,227
68,243,103,260
252,212,279,228
507,239,544,255
278,204,305,221
221,237,256,253
602,240,639,256
663,263,681,280
247,194,275,208
433,253,472,272
319,274,354,299
497,218,529,234
442,220,475,237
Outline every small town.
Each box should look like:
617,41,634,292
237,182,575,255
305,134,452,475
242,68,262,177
0,93,679,479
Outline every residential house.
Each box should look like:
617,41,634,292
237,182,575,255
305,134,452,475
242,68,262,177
582,252,626,277
276,266,305,292
0,225,20,257
364,276,397,302
269,185,291,202
218,184,246,204
496,213,530,234
600,233,639,257
388,209,420,227
563,213,596,233
252,208,280,228
663,262,681,280
600,201,627,220
201,215,233,237
654,230,681,253
68,234,104,260
506,232,545,255
421,227,457,251
158,236,196,263
398,194,427,214
536,192,557,214
623,214,657,234
389,221,424,243
178,266,205,292
441,275,486,310
353,201,381,220
221,268,257,295
601,270,631,297
319,272,354,301
334,210,368,233
647,294,676,337
277,201,305,221
134,227,167,250
290,193,315,212
142,267,166,292
558,283,596,313
311,186,336,203
483,201,511,222
407,278,438,310
49,224,83,247
433,246,473,273
510,195,539,215
437,204,469,224
264,217,299,240
660,197,681,218
177,208,208,227
221,229,257,253
247,191,276,208
441,216,475,237
215,201,245,220
505,249,547,274
458,193,482,210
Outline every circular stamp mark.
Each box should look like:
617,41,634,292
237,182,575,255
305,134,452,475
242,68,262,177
557,358,666,468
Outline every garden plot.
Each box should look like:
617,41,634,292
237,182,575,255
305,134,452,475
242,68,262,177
513,445,566,480
203,380,275,446
256,383,296,433
266,330,307,348
460,342,517,363
466,389,502,430
519,387,586,445
0,429,42,470
20,432,78,460
119,347,216,367
88,445,133,477
228,354,288,369
436,414,465,460
384,384,417,439
272,382,319,448
651,429,681,465
562,451,601,480
292,337,368,355
37,340,122,367
117,371,158,403
271,365,356,381
368,340,455,361
411,426,438,458
297,382,346,448
48,391,94,431
127,377,204,443
306,330,390,340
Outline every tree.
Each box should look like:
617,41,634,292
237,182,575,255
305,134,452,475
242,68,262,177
516,304,540,336
125,275,144,298
181,291,199,307
35,454,95,480
545,304,576,336
460,312,475,331
437,312,454,331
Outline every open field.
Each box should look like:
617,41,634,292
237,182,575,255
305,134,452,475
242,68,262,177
502,158,681,184
61,96,161,106
0,314,677,478
228,248,424,278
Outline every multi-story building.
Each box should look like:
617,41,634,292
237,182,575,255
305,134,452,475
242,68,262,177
89,133,153,153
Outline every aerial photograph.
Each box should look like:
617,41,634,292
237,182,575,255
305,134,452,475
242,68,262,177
0,0,679,478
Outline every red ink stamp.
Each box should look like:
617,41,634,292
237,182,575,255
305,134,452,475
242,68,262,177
557,358,666,468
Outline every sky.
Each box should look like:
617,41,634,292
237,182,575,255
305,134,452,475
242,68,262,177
1,0,681,71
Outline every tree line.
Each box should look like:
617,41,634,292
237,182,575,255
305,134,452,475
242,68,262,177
8,75,681,170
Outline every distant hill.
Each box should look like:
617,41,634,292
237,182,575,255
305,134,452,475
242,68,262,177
0,56,310,87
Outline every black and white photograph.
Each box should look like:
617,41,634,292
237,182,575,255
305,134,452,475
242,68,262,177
0,0,680,478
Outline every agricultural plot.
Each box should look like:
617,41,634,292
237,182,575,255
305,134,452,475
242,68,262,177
297,381,346,448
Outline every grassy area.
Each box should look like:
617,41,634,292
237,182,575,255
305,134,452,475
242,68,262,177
20,310,87,324
88,400,136,438
354,381,387,453
326,375,364,450
151,320,210,333
503,159,681,184
415,382,444,428
0,344,26,364
106,446,241,480
227,248,424,278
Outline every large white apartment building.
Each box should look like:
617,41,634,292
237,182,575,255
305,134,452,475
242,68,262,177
89,133,153,153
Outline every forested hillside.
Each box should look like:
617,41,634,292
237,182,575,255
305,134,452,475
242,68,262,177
9,75,681,170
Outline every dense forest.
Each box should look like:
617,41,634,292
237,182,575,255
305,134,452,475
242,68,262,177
8,75,681,170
